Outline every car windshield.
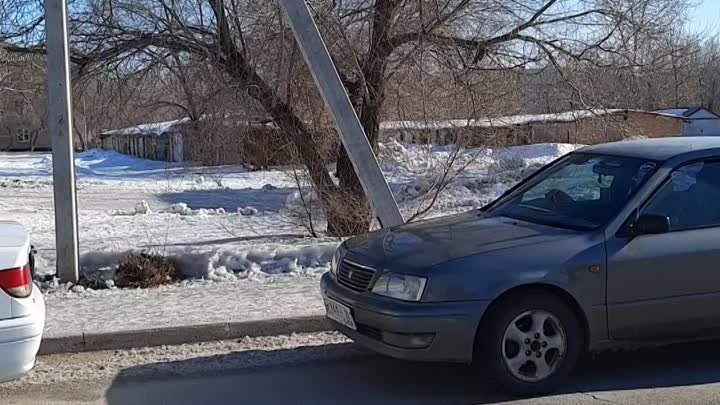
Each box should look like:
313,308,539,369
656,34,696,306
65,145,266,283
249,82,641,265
487,153,658,230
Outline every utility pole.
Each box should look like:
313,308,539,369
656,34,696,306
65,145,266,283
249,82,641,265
278,0,404,228
45,0,80,282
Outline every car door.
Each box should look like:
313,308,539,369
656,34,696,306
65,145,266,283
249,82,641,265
607,160,720,340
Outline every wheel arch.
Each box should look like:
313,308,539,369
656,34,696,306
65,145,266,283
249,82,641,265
474,283,591,359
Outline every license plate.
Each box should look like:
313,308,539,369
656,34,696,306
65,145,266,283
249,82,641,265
324,298,357,330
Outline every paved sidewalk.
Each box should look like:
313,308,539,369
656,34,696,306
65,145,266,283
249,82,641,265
41,277,329,353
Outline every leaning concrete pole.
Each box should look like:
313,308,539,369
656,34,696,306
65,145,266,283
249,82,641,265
45,0,80,282
278,0,404,228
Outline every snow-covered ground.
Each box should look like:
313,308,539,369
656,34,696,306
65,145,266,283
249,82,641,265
1,142,578,285
2,150,340,283
0,143,579,337
44,277,324,338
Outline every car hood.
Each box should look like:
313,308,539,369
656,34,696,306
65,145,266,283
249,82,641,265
343,211,581,271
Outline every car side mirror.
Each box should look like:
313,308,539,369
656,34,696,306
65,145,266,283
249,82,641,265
633,214,671,236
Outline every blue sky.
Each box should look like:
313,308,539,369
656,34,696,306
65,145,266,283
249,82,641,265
689,0,720,33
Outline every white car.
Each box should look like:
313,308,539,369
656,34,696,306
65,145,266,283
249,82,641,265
0,221,45,382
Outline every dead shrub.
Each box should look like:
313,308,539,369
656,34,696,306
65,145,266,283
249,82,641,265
77,275,110,290
115,253,178,289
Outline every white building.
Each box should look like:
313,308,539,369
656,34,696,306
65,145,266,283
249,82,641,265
655,107,720,136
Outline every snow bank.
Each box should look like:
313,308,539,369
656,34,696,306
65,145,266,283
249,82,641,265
166,203,194,215
378,141,581,214
69,242,339,289
110,201,227,216
278,141,580,218
175,243,338,281
4,141,580,291
0,178,52,189
134,200,152,214
283,190,320,214
239,206,259,216
379,140,577,175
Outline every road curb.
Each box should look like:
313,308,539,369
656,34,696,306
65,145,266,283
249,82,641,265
39,316,333,355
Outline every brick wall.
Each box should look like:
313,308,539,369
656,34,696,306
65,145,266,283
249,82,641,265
383,111,683,147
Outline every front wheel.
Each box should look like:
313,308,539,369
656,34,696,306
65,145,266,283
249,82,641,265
476,292,583,396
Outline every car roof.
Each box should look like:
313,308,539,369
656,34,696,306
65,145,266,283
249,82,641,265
579,137,720,161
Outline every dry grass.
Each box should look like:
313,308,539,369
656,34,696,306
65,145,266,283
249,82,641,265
114,253,178,289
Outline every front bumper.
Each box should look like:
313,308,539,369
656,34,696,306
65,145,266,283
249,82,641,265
321,273,489,363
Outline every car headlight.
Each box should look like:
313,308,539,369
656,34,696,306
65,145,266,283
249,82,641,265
330,248,341,276
372,273,427,302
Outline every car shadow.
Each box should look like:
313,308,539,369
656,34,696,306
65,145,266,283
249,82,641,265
104,340,720,405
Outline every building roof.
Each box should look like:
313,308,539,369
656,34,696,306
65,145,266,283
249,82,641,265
654,107,720,119
580,137,720,160
100,115,275,138
101,118,190,137
379,109,673,132
101,108,687,139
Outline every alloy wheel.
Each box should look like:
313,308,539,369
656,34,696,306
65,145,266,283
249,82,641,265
501,310,567,382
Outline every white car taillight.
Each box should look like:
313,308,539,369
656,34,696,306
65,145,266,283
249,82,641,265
0,263,32,298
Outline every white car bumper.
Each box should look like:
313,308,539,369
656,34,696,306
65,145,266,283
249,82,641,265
0,285,45,382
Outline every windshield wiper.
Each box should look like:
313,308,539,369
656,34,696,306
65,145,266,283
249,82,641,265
502,212,597,232
517,204,554,214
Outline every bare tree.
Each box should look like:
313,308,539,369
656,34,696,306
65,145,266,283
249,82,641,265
2,0,694,235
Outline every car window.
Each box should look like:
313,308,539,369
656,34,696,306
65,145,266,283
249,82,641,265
643,161,720,231
489,153,658,230
522,160,611,203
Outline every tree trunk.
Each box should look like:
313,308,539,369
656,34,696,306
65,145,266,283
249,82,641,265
208,0,361,235
73,123,88,151
221,49,374,235
334,0,399,234
209,0,405,236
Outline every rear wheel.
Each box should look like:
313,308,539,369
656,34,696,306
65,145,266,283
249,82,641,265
476,291,583,396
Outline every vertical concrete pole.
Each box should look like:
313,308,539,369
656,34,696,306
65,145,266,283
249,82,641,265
45,0,80,282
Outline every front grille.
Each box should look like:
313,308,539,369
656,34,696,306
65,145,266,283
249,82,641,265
337,259,376,291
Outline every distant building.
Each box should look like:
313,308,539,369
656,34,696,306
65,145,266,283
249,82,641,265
654,107,720,137
0,44,51,151
99,115,304,167
381,109,687,146
100,108,694,165
100,118,188,162
0,111,50,151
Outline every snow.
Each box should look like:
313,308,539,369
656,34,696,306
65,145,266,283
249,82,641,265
101,118,191,137
101,115,278,137
0,150,329,283
0,143,580,281
0,143,580,282
379,140,580,213
655,108,692,118
0,143,580,339
43,277,324,338
239,206,259,216
380,109,623,131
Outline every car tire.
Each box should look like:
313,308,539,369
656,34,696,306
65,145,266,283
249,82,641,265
475,291,583,397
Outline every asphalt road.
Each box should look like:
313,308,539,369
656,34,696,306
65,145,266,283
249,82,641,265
5,336,720,405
